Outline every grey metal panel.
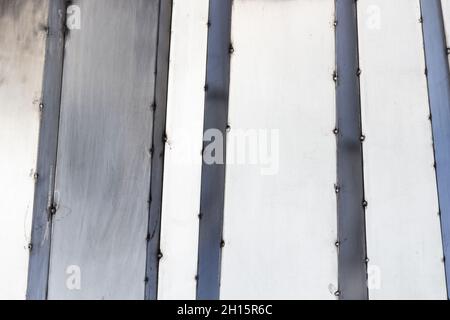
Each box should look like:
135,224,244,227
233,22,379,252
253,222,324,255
145,0,172,301
26,0,66,300
47,0,159,300
335,0,368,300
420,0,450,299
196,0,232,300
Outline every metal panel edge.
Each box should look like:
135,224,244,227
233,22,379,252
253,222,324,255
420,0,450,299
335,0,368,300
145,0,173,301
196,0,233,300
26,0,66,300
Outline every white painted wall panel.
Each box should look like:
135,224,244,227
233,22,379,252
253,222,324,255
443,0,450,67
158,0,209,300
220,0,338,300
358,0,446,299
0,0,48,300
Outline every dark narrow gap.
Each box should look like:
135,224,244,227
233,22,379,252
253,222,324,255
44,0,68,300
354,0,370,300
26,0,67,300
419,0,450,299
335,0,369,300
144,0,173,301
196,0,233,300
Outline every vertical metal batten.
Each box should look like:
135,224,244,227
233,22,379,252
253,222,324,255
420,0,450,299
335,0,368,300
145,0,173,300
196,0,233,300
26,0,66,300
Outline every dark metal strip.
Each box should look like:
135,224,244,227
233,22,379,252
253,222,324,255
335,0,368,300
145,0,173,300
26,0,66,300
196,0,233,300
420,0,450,299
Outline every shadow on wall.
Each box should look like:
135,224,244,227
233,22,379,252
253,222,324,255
0,0,43,19
0,0,48,45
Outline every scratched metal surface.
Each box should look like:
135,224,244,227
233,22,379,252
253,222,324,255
0,0,49,300
47,0,159,300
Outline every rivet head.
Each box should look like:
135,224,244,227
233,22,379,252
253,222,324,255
362,200,368,208
157,251,163,260
335,241,340,248
333,128,339,135
334,290,341,297
333,72,338,82
360,135,366,142
334,185,340,194
40,24,49,35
